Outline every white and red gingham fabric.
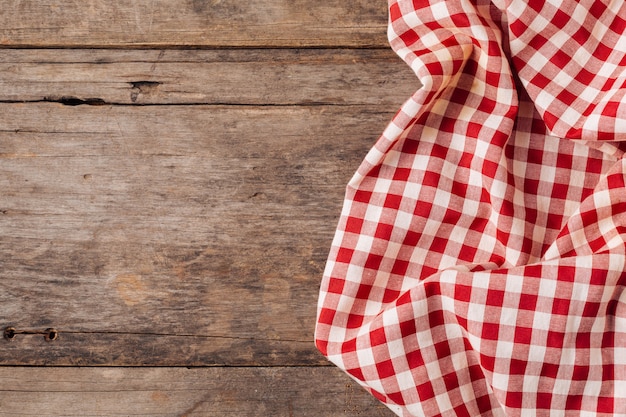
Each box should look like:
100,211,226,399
315,1,626,415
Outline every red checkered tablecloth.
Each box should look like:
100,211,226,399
315,1,626,415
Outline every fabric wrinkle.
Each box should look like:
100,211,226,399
315,0,626,416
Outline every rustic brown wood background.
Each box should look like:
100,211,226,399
0,1,417,415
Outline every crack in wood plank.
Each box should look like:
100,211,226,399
56,330,311,344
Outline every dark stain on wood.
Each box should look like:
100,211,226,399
129,81,161,102
190,0,210,13
43,96,107,106
189,0,246,20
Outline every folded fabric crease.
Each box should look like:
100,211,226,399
315,1,626,415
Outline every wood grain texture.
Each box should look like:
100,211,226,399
0,367,395,416
0,49,417,105
0,0,388,48
0,2,408,410
0,103,401,365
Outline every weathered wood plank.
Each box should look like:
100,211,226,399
0,104,393,365
0,49,417,105
0,0,388,48
0,366,395,416
0,332,321,366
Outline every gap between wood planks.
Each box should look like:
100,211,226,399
0,98,390,107
1,44,392,50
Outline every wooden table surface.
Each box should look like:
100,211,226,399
0,1,417,415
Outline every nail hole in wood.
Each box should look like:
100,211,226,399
45,328,58,342
4,327,16,341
